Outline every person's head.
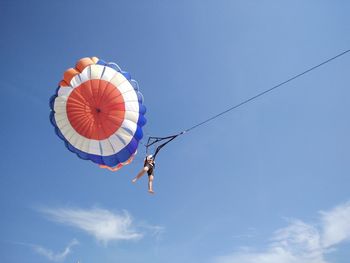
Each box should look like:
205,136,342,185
146,155,154,162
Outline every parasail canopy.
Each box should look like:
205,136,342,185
50,57,146,171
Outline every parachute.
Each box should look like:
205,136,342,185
50,57,147,171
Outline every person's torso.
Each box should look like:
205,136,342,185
145,162,154,175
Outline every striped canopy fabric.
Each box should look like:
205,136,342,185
50,57,146,170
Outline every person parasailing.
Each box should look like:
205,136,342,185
131,133,181,194
132,155,155,194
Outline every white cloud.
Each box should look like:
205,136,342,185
213,201,350,263
40,207,143,243
33,239,78,262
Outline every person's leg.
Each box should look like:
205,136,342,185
132,167,148,183
148,175,154,194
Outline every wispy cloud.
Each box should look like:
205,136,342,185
32,239,79,262
39,207,145,243
15,239,78,262
231,227,257,239
138,223,165,240
213,201,350,263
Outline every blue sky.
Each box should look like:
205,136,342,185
1,0,350,262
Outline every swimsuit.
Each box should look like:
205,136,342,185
144,162,154,176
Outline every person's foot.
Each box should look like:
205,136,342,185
148,189,155,194
132,178,137,183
